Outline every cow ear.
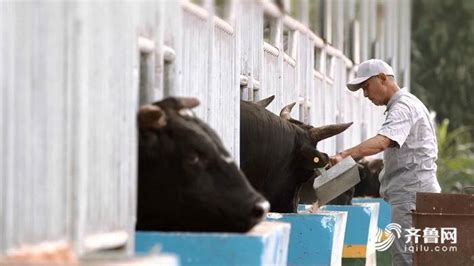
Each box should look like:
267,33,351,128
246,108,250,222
255,95,275,108
280,102,296,120
175,97,200,109
309,122,353,143
154,97,200,110
138,105,167,129
298,144,328,169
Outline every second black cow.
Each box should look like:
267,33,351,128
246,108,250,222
240,96,352,212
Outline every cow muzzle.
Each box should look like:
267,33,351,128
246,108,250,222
252,200,270,220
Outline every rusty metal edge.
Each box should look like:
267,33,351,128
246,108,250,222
411,212,474,217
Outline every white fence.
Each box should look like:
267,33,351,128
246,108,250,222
0,1,149,256
0,0,411,257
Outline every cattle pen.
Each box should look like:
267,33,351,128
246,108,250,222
1,0,413,265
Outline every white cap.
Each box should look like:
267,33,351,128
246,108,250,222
346,59,395,91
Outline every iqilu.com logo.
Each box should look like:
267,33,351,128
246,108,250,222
375,223,402,251
375,223,458,253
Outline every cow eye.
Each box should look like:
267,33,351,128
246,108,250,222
187,154,200,165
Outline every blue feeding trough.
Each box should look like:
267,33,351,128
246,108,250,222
352,197,391,231
135,221,290,266
267,210,347,266
321,202,379,265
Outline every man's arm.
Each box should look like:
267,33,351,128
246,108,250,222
330,134,393,165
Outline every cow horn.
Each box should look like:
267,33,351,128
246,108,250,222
309,122,353,142
176,97,200,109
138,105,167,129
280,102,296,120
255,95,275,108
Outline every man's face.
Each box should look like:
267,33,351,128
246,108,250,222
361,75,385,106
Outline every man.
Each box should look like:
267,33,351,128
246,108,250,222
330,59,441,266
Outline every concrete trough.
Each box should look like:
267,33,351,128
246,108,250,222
267,210,347,266
80,253,179,265
321,202,379,266
352,198,392,265
135,221,290,266
352,197,391,232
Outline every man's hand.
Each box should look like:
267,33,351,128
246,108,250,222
329,153,345,167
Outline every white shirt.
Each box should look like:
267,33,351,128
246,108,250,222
377,88,441,204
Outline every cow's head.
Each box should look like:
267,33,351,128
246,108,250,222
279,101,353,167
137,97,269,232
279,101,352,209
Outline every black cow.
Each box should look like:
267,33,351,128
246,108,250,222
354,158,382,197
137,97,269,232
240,96,352,213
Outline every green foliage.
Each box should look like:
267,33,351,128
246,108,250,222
436,119,474,192
411,0,474,130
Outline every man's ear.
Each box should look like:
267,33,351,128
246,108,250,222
378,73,387,81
